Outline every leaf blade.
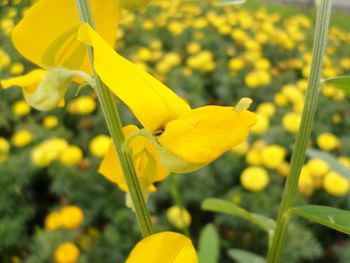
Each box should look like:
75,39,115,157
198,224,220,263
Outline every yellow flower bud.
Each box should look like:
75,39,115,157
251,114,269,134
45,212,62,230
261,145,286,169
12,100,30,117
307,158,329,178
43,115,59,129
166,206,191,229
282,112,301,133
60,206,84,229
316,132,340,151
298,166,314,196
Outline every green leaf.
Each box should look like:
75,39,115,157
201,198,275,233
307,149,350,180
220,0,246,6
324,76,350,94
198,224,220,263
293,205,350,235
228,249,266,263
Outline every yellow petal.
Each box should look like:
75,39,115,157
78,24,190,130
0,69,46,93
158,106,257,165
12,0,119,71
98,125,169,192
126,232,198,263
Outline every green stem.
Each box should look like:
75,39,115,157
75,0,154,237
266,1,332,262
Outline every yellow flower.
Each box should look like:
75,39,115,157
240,166,269,192
12,100,31,117
45,212,62,230
12,130,32,148
67,95,96,115
60,206,84,229
251,114,269,134
261,145,286,169
43,115,59,129
317,132,340,151
282,112,301,133
1,0,119,110
231,141,249,156
306,158,329,178
126,232,198,263
79,24,256,173
323,171,349,196
298,166,314,196
59,145,83,166
166,206,191,229
246,149,262,165
99,125,169,192
31,138,69,167
54,242,80,263
257,102,275,118
89,135,111,158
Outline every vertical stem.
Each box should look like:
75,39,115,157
75,0,154,237
267,1,332,262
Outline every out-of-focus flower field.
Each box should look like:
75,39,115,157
1,0,350,262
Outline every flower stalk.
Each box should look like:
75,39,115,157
75,0,154,237
266,0,333,262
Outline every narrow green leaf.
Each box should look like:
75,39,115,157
324,76,350,94
201,198,275,233
307,149,350,180
198,224,220,263
228,249,266,263
293,205,350,235
220,0,246,6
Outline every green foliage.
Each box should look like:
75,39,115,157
198,224,220,263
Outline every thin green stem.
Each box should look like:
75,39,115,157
75,0,154,237
266,1,332,262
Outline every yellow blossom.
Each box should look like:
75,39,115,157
240,166,269,192
60,206,84,229
54,242,80,263
43,115,59,129
126,232,198,263
12,130,32,148
59,145,83,166
67,95,96,115
12,100,30,117
79,24,256,173
166,206,192,229
89,135,111,158
251,114,269,134
316,132,340,151
282,112,301,133
261,145,287,169
323,171,349,196
45,212,62,230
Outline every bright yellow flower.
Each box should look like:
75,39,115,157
323,171,349,196
251,114,269,134
261,145,286,169
54,242,80,263
45,212,62,231
99,125,169,192
43,115,59,129
60,206,84,229
240,166,269,192
59,145,83,166
79,24,256,173
67,95,96,115
298,166,314,196
317,132,340,151
89,135,111,158
12,100,30,117
12,130,32,148
282,112,301,133
306,158,329,178
126,232,198,263
166,206,192,229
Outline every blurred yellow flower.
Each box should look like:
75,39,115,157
43,115,59,129
231,141,249,156
12,130,32,148
251,114,269,134
323,171,349,196
12,100,30,117
261,145,286,169
79,24,256,173
31,138,69,167
282,112,301,133
126,232,198,263
59,145,83,166
89,135,111,158
60,206,84,229
298,166,314,196
45,212,62,231
54,242,80,263
166,206,191,229
257,102,275,118
67,96,96,115
316,132,340,151
0,137,10,163
240,166,269,192
306,158,329,178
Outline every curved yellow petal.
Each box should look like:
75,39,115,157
0,69,46,93
98,125,169,192
78,24,190,130
126,232,198,263
158,106,257,165
12,0,119,71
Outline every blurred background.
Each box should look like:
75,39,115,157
1,0,350,262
